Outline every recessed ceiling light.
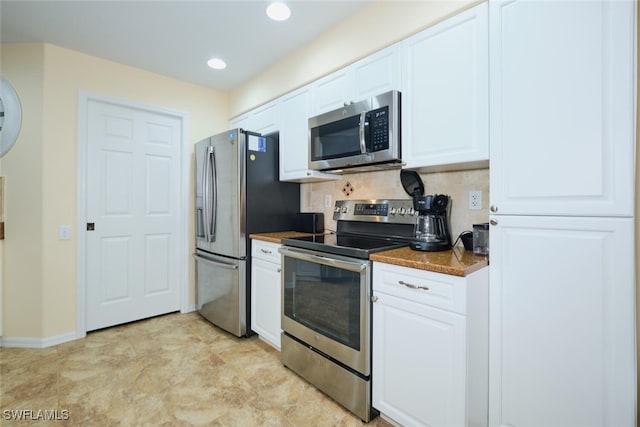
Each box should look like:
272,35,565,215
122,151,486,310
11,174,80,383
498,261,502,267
207,58,227,70
266,2,291,21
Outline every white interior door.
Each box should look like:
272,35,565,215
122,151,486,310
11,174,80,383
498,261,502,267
85,99,181,331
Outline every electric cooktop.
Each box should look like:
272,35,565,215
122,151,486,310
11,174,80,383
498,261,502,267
281,233,409,260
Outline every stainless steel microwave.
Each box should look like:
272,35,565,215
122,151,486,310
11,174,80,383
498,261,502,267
308,90,401,172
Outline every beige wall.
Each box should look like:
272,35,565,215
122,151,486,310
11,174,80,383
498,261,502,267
1,43,229,339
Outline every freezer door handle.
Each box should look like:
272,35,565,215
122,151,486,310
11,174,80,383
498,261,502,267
193,254,238,270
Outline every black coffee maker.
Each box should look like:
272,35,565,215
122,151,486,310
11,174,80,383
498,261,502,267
400,170,453,252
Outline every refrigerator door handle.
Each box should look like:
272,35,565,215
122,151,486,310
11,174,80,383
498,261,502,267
202,146,217,242
210,147,218,242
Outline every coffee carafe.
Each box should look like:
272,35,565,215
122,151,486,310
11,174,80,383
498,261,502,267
411,194,453,251
400,170,453,252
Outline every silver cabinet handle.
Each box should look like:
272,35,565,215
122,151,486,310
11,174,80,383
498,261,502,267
260,248,272,254
277,268,281,273
490,205,498,213
398,280,429,291
490,219,498,226
371,295,379,302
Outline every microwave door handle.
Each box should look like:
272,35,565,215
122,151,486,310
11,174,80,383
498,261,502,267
358,111,367,154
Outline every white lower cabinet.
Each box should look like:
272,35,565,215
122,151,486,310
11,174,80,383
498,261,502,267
488,215,636,427
372,262,489,427
251,240,282,350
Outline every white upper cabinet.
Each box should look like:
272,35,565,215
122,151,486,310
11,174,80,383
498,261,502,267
311,43,401,116
351,43,402,102
402,2,489,172
247,101,280,135
279,86,340,182
311,68,354,116
489,0,636,217
229,113,249,131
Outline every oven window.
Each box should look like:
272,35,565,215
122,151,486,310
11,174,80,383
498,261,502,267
310,115,361,161
283,256,361,351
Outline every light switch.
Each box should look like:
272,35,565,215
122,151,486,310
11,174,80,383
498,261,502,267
58,225,71,240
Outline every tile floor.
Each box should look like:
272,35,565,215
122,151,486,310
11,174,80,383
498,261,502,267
0,312,393,426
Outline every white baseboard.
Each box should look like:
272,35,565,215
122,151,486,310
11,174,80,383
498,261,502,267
182,304,196,313
0,331,78,348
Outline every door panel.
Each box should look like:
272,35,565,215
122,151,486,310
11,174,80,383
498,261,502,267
489,215,636,426
195,251,245,336
86,100,181,331
207,130,243,258
489,0,635,216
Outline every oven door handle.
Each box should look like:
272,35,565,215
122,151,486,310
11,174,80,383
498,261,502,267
279,247,368,273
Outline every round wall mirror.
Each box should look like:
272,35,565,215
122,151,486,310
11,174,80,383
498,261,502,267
0,76,23,158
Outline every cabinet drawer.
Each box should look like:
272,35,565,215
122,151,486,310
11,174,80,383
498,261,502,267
251,240,281,264
373,262,467,315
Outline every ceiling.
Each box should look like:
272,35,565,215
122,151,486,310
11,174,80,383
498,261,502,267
0,0,371,91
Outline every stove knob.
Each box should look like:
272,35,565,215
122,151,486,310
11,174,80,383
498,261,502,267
341,206,348,213
334,206,341,213
407,208,415,216
399,207,406,215
390,207,397,215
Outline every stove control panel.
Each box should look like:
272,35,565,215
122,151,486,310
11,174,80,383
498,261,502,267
333,199,418,224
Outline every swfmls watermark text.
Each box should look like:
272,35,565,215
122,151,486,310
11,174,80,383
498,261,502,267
2,409,70,421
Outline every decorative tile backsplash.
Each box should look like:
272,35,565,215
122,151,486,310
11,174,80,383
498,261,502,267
301,168,490,240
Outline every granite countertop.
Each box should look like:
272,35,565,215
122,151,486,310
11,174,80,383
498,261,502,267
251,231,488,277
370,246,488,277
249,231,320,244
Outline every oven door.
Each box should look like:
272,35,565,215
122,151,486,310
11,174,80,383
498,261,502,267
279,246,371,376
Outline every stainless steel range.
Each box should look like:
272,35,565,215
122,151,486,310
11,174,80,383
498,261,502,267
279,199,417,422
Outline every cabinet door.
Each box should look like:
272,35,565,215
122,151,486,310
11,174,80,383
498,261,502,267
402,2,489,171
279,87,340,182
247,101,280,135
311,68,355,116
488,215,635,427
489,0,635,216
352,43,401,101
251,257,282,350
229,113,249,130
373,291,466,427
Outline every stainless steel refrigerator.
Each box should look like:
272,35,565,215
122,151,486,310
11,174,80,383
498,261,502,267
194,129,299,337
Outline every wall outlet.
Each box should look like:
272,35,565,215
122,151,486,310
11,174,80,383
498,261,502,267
325,194,332,208
468,191,482,210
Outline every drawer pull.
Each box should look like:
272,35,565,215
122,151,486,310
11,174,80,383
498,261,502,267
260,249,272,254
398,280,429,291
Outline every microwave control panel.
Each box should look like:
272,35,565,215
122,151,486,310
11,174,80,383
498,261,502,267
369,106,389,152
